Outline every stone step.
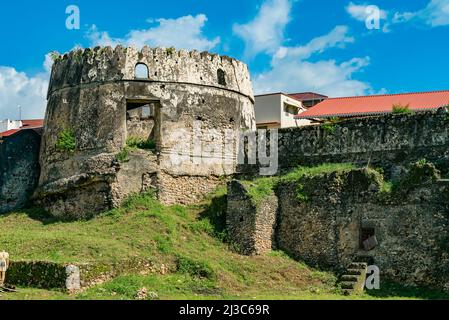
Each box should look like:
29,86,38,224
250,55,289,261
349,262,368,269
340,281,357,290
341,275,359,282
346,268,362,276
342,289,353,296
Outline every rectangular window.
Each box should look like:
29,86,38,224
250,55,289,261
360,227,377,250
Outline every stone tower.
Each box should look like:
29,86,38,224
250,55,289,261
34,46,255,219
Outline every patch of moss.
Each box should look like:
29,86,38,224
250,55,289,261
166,47,176,55
126,137,156,150
56,129,76,153
399,160,440,190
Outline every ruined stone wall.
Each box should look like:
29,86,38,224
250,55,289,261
226,180,278,255
0,130,41,214
244,112,449,178
227,167,449,291
36,46,255,218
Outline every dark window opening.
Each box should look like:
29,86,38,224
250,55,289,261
360,227,377,250
217,69,227,86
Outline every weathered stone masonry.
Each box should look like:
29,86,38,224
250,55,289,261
0,129,41,214
242,111,449,178
35,46,255,219
229,112,449,290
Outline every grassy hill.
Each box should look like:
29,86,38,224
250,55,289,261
0,185,448,300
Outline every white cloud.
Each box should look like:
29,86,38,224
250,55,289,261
346,2,388,21
233,0,292,57
361,0,449,28
418,0,449,27
254,26,372,97
0,57,50,120
254,58,371,97
274,26,355,61
346,2,390,32
86,14,220,51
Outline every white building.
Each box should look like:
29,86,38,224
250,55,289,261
0,120,22,133
254,93,312,129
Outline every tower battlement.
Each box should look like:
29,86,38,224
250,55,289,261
49,46,254,101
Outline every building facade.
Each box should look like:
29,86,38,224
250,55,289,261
255,93,311,129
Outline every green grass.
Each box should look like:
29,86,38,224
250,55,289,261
1,181,448,300
0,189,341,300
242,163,356,203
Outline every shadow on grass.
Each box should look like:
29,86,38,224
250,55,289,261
366,280,449,300
2,207,60,225
197,189,228,242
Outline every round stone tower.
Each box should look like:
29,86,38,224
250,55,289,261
35,46,255,219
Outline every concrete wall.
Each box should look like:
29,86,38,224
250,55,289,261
280,94,310,128
36,46,255,218
0,130,41,214
255,94,311,128
255,95,281,128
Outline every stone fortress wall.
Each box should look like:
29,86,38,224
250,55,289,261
35,46,256,219
241,111,449,178
229,112,449,291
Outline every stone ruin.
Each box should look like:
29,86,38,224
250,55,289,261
33,46,255,219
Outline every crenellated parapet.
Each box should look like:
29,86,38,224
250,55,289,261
48,46,254,101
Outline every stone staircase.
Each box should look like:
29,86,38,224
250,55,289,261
339,262,368,296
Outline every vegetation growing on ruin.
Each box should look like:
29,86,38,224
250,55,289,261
392,103,412,114
49,51,62,62
126,137,156,150
116,138,156,163
166,47,176,55
242,163,356,204
2,186,449,300
321,117,340,133
55,129,76,153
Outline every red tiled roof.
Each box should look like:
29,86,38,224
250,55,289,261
296,90,449,119
21,119,44,127
0,119,44,138
288,92,328,101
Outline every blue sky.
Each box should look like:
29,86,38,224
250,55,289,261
0,0,448,119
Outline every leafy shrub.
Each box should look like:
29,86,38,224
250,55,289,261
50,51,62,62
116,148,130,163
321,117,340,133
126,137,156,150
166,47,176,55
392,103,412,114
56,129,76,153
